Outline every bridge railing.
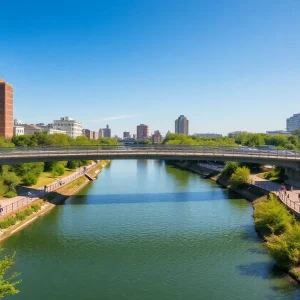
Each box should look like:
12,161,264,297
0,145,300,160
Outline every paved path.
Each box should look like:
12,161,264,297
250,174,300,214
0,162,98,217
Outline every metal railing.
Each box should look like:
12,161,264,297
0,162,99,218
0,145,300,162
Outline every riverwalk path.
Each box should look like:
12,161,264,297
0,162,99,217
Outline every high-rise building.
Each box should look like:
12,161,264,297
103,124,111,138
152,130,163,143
83,129,93,139
175,115,189,136
53,116,83,138
0,79,13,138
137,124,149,141
99,128,104,138
123,131,131,139
287,114,300,132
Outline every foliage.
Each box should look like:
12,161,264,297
233,132,300,150
266,223,300,268
2,172,19,194
22,173,38,186
221,161,240,176
254,194,294,236
0,250,21,298
3,191,17,198
229,166,250,188
0,202,42,229
163,133,236,147
261,167,285,182
66,161,79,169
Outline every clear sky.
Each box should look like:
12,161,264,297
1,0,300,137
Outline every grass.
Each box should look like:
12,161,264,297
30,169,76,188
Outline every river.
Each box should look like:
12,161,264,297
4,160,300,299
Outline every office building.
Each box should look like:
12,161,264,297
99,125,111,138
92,131,98,140
152,130,163,143
0,79,13,138
103,124,111,138
83,129,98,139
137,124,149,141
53,116,83,138
123,131,131,139
175,115,189,136
98,128,104,138
287,114,300,132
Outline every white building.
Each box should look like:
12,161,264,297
53,116,83,138
287,114,300,132
13,125,24,136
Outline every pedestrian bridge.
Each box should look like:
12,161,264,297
0,145,300,169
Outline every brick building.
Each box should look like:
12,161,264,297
0,79,13,138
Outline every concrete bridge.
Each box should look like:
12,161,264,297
0,145,300,169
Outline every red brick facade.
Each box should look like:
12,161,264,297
0,79,13,138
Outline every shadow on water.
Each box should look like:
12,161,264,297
237,261,284,280
63,191,231,205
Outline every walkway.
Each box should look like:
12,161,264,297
251,174,300,214
0,162,99,217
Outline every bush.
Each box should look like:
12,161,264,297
22,173,38,186
229,166,250,188
254,194,294,236
15,211,27,221
4,191,17,198
31,203,41,212
0,216,17,229
221,161,239,176
266,223,300,268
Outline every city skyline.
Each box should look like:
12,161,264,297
1,1,300,136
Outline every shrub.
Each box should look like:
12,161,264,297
221,161,239,176
15,211,27,221
254,194,294,236
31,203,41,212
266,223,300,268
229,166,250,188
0,216,17,229
22,173,38,186
4,191,17,198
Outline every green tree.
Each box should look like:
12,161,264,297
22,173,38,186
0,250,21,298
221,161,239,176
2,172,19,193
67,161,79,169
254,194,294,236
229,166,250,188
51,163,65,177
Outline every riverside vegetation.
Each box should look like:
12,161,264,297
253,195,300,281
0,133,118,198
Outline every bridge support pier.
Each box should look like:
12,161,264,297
285,167,300,187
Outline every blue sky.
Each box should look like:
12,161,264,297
1,0,300,136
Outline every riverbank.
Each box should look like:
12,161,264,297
0,160,111,242
171,160,300,284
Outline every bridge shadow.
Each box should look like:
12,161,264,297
59,190,235,206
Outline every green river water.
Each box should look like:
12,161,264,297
4,160,300,299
